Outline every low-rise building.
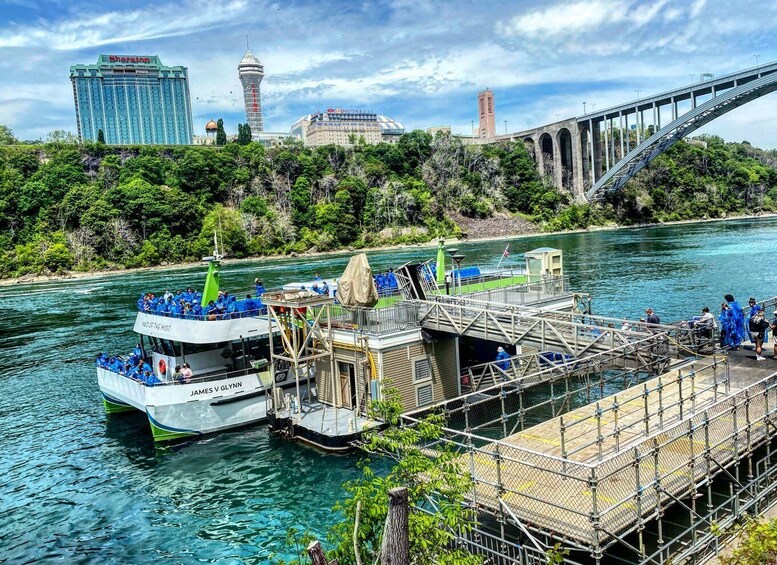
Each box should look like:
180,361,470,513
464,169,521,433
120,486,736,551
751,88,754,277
291,109,404,146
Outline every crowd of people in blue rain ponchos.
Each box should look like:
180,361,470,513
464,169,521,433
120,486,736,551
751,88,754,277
136,281,269,320
95,344,163,385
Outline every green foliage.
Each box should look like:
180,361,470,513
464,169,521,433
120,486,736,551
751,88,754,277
237,123,252,145
43,242,74,272
125,240,161,268
719,515,777,564
216,118,227,146
325,387,481,565
0,134,775,279
97,129,106,144
197,204,248,258
0,125,18,145
46,130,78,144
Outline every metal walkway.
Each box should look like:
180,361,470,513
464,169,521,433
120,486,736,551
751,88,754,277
418,295,699,359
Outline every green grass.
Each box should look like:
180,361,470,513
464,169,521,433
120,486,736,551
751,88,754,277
373,275,528,309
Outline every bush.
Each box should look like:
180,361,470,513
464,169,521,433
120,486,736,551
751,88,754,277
43,243,74,272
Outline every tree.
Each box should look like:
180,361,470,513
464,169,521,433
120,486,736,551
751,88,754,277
46,130,78,144
43,242,74,272
0,125,17,145
97,129,106,144
237,123,252,145
326,387,480,565
216,119,227,146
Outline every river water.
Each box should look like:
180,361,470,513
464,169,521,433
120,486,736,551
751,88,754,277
2,217,777,563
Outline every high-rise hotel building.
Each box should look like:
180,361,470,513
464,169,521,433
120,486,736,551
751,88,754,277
70,55,194,145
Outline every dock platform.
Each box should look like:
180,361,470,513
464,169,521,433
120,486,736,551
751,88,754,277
439,355,777,550
269,400,379,452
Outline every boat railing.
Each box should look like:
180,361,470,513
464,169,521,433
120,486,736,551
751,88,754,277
100,363,263,387
330,302,420,335
432,275,570,304
137,306,268,321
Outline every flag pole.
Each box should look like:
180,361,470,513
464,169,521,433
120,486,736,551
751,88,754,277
496,244,509,270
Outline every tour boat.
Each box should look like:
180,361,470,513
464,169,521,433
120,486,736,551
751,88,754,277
96,252,305,443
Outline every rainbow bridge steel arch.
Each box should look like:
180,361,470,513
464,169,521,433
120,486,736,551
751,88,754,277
585,71,777,200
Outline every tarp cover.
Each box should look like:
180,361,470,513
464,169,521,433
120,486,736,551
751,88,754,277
336,253,379,308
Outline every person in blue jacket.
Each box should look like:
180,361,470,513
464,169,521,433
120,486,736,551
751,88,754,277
495,346,510,371
321,281,330,296
724,294,746,349
254,279,266,297
243,295,256,316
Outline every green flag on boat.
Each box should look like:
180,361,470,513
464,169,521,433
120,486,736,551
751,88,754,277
201,260,220,307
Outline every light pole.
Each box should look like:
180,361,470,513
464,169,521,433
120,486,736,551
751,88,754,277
504,120,508,134
470,120,474,137
452,254,465,295
634,89,642,101
447,248,458,294
583,101,587,114
755,54,761,66
689,73,697,83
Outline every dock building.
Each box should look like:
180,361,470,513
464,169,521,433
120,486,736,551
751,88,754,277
69,55,194,145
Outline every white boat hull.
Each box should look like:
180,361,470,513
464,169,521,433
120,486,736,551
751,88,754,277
97,368,306,441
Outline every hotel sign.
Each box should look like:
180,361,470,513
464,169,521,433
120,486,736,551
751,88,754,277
109,56,151,63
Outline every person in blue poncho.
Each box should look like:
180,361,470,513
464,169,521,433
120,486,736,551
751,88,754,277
254,279,266,297
321,281,330,296
723,294,746,349
243,294,256,316
495,346,510,371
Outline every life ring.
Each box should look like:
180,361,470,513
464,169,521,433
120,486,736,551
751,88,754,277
158,358,167,375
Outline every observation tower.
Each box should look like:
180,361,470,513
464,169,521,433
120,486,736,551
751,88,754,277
238,50,264,135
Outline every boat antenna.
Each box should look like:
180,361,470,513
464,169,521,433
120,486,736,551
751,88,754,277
213,230,222,261
217,213,225,258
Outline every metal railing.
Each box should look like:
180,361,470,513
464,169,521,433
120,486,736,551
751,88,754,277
330,302,420,335
99,363,260,387
402,359,777,557
406,336,676,439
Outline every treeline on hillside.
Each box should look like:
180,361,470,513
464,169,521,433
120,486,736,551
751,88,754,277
0,132,561,278
604,135,777,223
0,131,776,279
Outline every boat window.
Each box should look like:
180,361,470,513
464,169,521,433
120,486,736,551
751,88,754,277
182,342,228,355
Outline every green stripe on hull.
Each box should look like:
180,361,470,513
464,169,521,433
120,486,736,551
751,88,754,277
147,416,200,443
103,397,136,414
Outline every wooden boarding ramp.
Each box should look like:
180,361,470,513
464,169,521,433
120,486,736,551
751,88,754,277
452,356,777,552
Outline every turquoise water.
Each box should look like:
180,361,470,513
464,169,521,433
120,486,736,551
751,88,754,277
2,217,777,563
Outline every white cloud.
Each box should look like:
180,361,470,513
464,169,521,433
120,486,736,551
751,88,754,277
496,0,628,37
0,0,254,50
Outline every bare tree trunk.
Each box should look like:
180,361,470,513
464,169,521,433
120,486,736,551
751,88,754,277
307,540,338,565
380,487,410,565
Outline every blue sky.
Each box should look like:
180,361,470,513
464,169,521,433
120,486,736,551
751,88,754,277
1,0,776,146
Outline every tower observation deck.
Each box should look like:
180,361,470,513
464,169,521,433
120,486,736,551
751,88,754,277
238,50,264,135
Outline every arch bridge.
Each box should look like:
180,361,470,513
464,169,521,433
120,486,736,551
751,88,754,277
487,61,777,201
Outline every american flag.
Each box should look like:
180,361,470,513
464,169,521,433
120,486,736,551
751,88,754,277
502,245,510,258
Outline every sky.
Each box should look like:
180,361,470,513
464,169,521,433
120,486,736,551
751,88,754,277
0,0,776,146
